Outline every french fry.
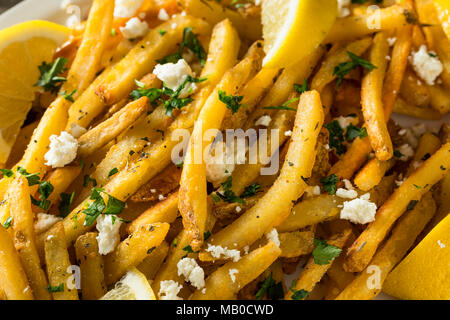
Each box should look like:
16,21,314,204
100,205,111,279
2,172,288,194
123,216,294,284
277,195,344,233
405,132,441,176
345,142,450,272
74,232,106,300
179,36,260,251
137,241,170,281
336,192,436,300
9,176,51,300
78,97,149,158
5,121,38,169
131,165,181,202
200,91,324,260
354,158,396,191
180,0,261,41
104,222,169,285
399,68,431,108
434,1,450,40
393,97,442,120
361,32,392,161
0,224,33,300
424,172,450,234
191,241,281,300
127,191,179,234
311,37,372,92
67,15,211,129
279,230,315,258
44,222,79,300
285,228,351,300
324,5,408,43
428,85,450,114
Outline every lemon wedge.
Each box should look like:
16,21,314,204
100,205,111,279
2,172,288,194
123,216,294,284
262,0,337,69
0,20,70,164
100,268,156,300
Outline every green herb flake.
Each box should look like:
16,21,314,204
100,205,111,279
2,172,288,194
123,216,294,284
17,167,40,186
312,238,342,265
0,168,14,178
241,183,262,198
346,124,368,141
35,57,68,93
217,177,245,204
218,90,244,114
61,89,77,102
3,216,12,229
325,120,346,155
333,51,376,88
107,168,119,179
255,273,284,300
59,192,75,218
320,174,339,195
46,283,64,293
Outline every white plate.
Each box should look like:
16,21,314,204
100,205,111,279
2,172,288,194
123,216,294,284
1,0,447,301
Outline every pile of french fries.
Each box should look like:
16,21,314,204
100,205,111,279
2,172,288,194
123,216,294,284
0,0,449,300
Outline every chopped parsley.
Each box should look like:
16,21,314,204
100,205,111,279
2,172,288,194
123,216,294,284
394,150,404,158
255,273,284,300
0,168,14,178
346,124,368,141
82,188,125,226
182,245,198,253
107,168,119,179
204,230,211,241
216,177,245,204
46,283,64,293
83,175,97,188
59,192,75,218
241,183,262,198
325,120,346,155
333,51,376,88
157,27,206,66
312,238,342,265
158,29,166,36
130,79,163,104
291,288,309,300
218,90,244,114
406,200,418,211
31,181,54,211
293,79,309,94
61,89,77,102
17,167,40,186
320,174,339,195
110,28,116,37
2,216,12,229
35,57,68,93
263,97,298,111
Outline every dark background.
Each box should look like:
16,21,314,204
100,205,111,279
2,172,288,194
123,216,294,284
0,0,22,14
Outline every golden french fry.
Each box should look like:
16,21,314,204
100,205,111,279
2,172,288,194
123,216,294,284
285,228,351,300
180,0,261,41
200,90,324,260
78,97,149,158
179,36,260,251
393,97,442,120
428,85,450,114
400,68,431,108
345,142,450,272
104,222,169,285
279,230,315,258
44,222,79,300
5,121,38,169
361,32,392,161
127,191,179,234
354,158,396,191
191,241,281,300
74,232,106,300
0,224,33,300
311,37,372,92
137,241,169,281
9,176,51,300
336,192,436,300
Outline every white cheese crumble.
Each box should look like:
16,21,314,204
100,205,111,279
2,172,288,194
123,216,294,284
229,269,239,283
114,0,143,18
44,131,78,168
387,37,397,46
177,257,205,290
120,17,149,39
95,214,123,255
398,144,414,161
284,130,292,137
336,188,358,199
340,196,377,224
159,280,183,300
337,0,351,18
266,228,280,247
235,206,242,213
158,194,166,201
342,179,354,190
153,59,197,98
205,244,241,262
437,240,446,249
205,141,235,185
305,185,321,197
158,8,170,21
335,116,355,129
255,115,272,127
70,123,87,138
34,213,62,234
410,45,443,85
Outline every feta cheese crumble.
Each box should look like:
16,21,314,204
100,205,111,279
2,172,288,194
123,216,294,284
340,196,377,224
159,280,183,300
437,240,446,249
177,257,205,290
229,269,239,283
410,45,443,85
120,17,149,39
205,244,241,262
70,123,87,138
153,59,197,98
387,37,397,46
337,0,351,18
335,116,356,129
158,8,170,21
44,131,78,168
398,144,414,161
205,141,235,185
114,0,144,18
255,115,272,127
284,130,292,137
96,214,123,255
336,188,358,199
266,228,280,247
34,213,62,234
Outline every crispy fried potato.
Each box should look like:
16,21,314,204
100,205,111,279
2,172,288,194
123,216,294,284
393,97,442,120
279,230,315,258
136,241,170,280
131,165,181,202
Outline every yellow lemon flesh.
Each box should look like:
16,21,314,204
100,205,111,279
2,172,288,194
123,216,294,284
0,20,70,164
383,213,450,300
262,0,337,69
101,268,156,300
